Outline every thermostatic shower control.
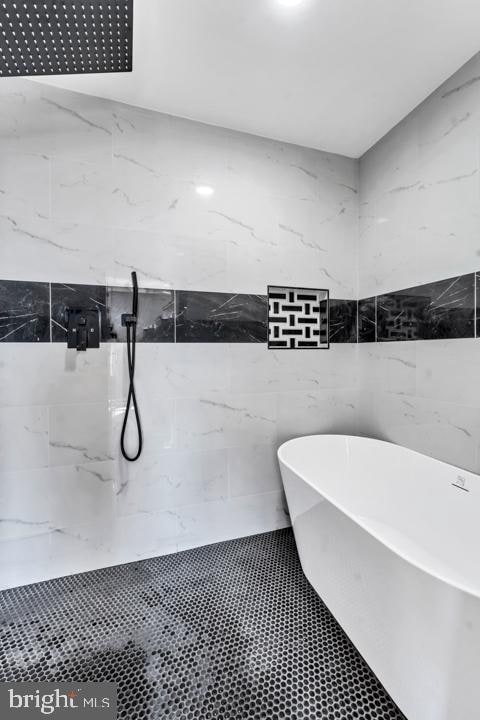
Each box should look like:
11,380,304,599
66,308,101,351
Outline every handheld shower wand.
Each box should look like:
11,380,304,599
120,272,143,462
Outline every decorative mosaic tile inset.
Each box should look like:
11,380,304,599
0,529,404,720
268,286,329,349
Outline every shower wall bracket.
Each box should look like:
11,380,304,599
66,307,101,351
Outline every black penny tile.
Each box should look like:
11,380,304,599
51,283,108,342
329,299,357,343
358,297,376,343
176,291,267,343
0,279,50,342
107,287,174,342
377,274,474,342
0,529,405,720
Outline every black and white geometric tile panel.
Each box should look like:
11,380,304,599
268,286,329,349
0,529,405,720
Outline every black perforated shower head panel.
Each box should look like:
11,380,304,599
0,1,133,78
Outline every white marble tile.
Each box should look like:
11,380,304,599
110,156,179,232
108,226,228,292
41,85,113,164
415,135,480,285
360,392,480,473
47,510,178,577
0,152,50,220
276,389,359,445
176,491,289,552
0,215,112,285
0,79,54,157
51,158,113,226
357,200,380,299
418,54,480,164
115,448,228,515
227,444,282,497
0,531,54,590
415,57,480,284
228,132,358,203
359,108,423,297
358,342,416,396
359,111,420,203
228,344,358,395
364,187,420,295
0,507,178,590
224,187,357,296
174,393,277,451
0,461,115,541
112,103,231,186
49,402,115,466
110,396,175,457
0,405,49,471
110,343,231,402
360,54,480,295
0,345,113,407
414,339,480,408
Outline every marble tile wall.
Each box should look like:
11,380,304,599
358,51,480,473
0,79,359,589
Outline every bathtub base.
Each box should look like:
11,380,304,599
280,442,480,720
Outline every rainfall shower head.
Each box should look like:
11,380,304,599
0,0,133,78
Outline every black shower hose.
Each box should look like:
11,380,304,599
120,318,143,462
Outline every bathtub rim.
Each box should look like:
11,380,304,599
278,433,480,600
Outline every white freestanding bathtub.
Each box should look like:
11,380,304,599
278,434,480,720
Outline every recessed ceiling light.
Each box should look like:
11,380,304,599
278,0,304,6
195,185,215,197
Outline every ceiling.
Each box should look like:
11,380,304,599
36,0,480,157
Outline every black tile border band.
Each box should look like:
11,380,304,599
2,271,477,345
0,280,355,345
362,272,476,343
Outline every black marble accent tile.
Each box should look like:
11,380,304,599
329,300,357,343
377,274,474,342
476,272,480,338
0,279,50,342
176,291,268,343
51,283,108,342
108,287,174,342
358,297,376,342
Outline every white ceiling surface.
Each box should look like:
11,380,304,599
37,0,480,157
